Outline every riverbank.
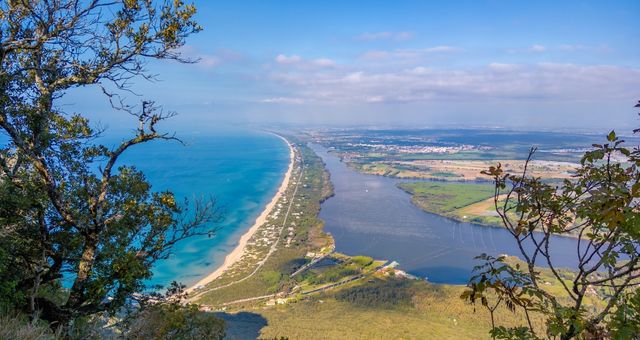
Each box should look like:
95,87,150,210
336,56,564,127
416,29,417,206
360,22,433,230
187,134,294,293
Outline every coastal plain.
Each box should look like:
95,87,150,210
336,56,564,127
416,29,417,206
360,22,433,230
179,129,621,339
181,131,610,339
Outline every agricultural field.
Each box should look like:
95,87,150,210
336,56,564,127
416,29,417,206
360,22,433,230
305,128,629,183
353,159,578,181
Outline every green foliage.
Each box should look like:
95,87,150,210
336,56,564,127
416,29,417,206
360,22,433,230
490,326,539,340
350,255,374,268
127,303,225,340
335,279,413,309
466,122,640,339
124,282,226,339
607,290,640,339
0,0,217,333
308,266,359,285
262,271,284,286
0,313,56,340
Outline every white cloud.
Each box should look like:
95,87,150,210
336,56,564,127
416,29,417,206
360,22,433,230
198,55,222,68
361,50,391,60
275,54,302,64
407,66,431,75
176,46,243,69
558,44,613,54
488,63,519,72
266,63,640,104
361,46,459,60
558,44,586,51
365,96,385,103
343,72,364,83
357,31,414,41
311,58,336,67
274,55,337,69
530,44,546,53
424,46,459,53
259,97,305,104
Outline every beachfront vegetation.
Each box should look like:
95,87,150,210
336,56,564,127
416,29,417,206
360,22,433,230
463,127,640,339
193,139,335,306
0,0,226,336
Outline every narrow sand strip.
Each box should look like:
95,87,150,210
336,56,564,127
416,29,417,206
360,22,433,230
187,134,294,293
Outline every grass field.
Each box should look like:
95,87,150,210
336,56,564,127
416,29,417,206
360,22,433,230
397,181,503,228
252,256,607,339
256,278,544,340
397,181,495,214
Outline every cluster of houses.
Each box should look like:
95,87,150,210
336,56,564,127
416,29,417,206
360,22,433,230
344,142,492,154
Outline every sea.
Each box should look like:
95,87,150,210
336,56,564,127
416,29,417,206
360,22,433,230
114,129,290,288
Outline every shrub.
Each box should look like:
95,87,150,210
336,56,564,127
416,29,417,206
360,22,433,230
0,314,55,340
351,256,374,268
335,280,413,309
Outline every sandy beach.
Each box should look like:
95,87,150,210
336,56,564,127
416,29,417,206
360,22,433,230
187,134,294,293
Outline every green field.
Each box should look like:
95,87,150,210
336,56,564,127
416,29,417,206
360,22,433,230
397,181,494,214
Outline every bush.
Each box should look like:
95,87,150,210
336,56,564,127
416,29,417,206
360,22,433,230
351,256,373,268
0,314,55,340
309,266,359,285
335,280,413,309
261,271,284,286
126,304,225,340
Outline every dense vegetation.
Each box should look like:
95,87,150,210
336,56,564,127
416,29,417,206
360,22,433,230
463,126,640,339
0,1,225,337
335,279,414,308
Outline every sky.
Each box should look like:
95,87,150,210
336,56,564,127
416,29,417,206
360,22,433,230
66,0,640,133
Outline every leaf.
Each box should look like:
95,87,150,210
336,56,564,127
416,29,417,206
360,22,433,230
608,130,617,142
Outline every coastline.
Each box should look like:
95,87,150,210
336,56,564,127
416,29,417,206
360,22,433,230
187,134,294,293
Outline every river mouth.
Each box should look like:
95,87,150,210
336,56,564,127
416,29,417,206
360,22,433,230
311,143,582,285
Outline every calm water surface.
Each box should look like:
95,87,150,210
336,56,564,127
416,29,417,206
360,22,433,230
117,130,289,287
312,143,580,284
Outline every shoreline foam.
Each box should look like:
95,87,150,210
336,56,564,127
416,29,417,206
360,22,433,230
186,134,294,293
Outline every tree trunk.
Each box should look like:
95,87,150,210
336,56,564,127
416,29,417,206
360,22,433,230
65,232,98,308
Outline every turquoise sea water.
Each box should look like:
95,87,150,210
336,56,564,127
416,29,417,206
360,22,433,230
114,129,290,288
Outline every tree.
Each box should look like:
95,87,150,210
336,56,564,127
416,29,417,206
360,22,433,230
0,0,221,331
124,282,226,340
462,102,640,339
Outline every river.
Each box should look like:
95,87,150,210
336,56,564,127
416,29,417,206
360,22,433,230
312,143,581,284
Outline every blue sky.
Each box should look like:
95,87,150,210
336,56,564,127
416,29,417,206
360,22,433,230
67,0,640,132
